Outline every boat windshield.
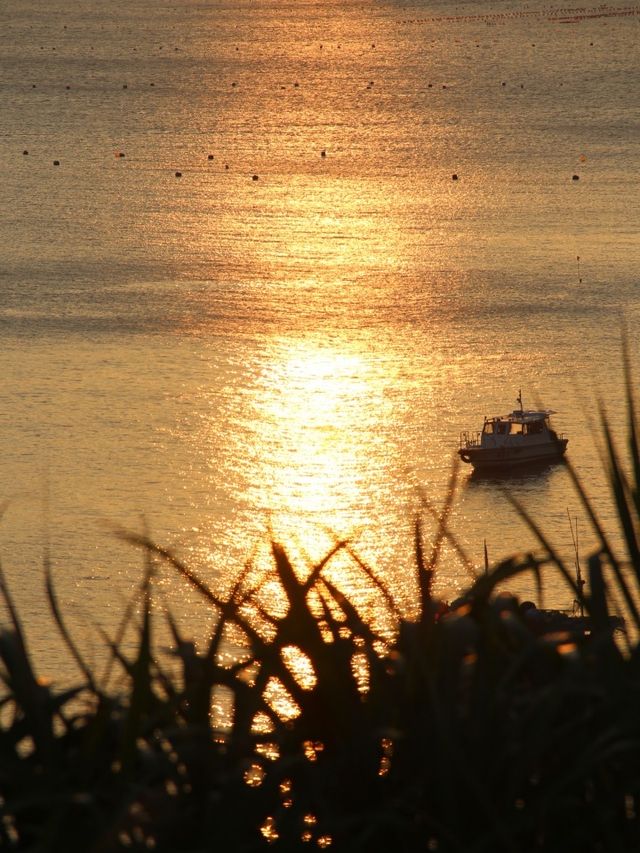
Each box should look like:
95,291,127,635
484,420,510,435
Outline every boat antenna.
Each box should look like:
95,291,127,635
517,389,523,413
483,539,489,575
567,508,585,617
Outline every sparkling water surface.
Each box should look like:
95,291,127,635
1,0,639,673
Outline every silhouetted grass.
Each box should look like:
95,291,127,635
2,363,640,851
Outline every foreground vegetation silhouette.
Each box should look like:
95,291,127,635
2,363,640,851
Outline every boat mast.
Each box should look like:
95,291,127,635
567,508,585,617
517,389,523,414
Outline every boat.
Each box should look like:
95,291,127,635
458,391,568,471
518,601,625,638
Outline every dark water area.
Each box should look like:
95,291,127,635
1,0,639,670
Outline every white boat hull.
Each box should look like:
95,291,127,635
458,438,568,470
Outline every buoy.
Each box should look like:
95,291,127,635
252,174,259,181
32,84,36,88
294,82,299,87
53,160,60,166
452,174,458,180
572,174,579,181
123,84,127,89
225,164,229,170
208,154,214,160
23,150,28,155
320,150,326,157
118,152,125,158
175,171,182,177
66,85,70,90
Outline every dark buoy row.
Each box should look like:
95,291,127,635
27,82,161,91
19,150,589,188
22,145,586,187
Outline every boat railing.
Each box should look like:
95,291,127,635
460,431,481,449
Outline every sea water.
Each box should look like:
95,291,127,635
1,0,639,672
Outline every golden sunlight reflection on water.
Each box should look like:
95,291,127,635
197,331,431,630
247,338,394,518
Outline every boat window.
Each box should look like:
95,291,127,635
483,422,494,435
496,422,508,435
509,422,523,434
528,420,543,434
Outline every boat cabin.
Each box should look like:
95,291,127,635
482,410,555,440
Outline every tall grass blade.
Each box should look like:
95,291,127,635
0,561,55,760
99,587,141,690
622,334,640,518
587,551,611,634
301,538,349,594
600,407,640,579
423,459,460,583
120,540,155,772
564,458,640,629
44,548,96,691
418,488,477,580
341,542,401,620
505,492,580,599
414,514,433,621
